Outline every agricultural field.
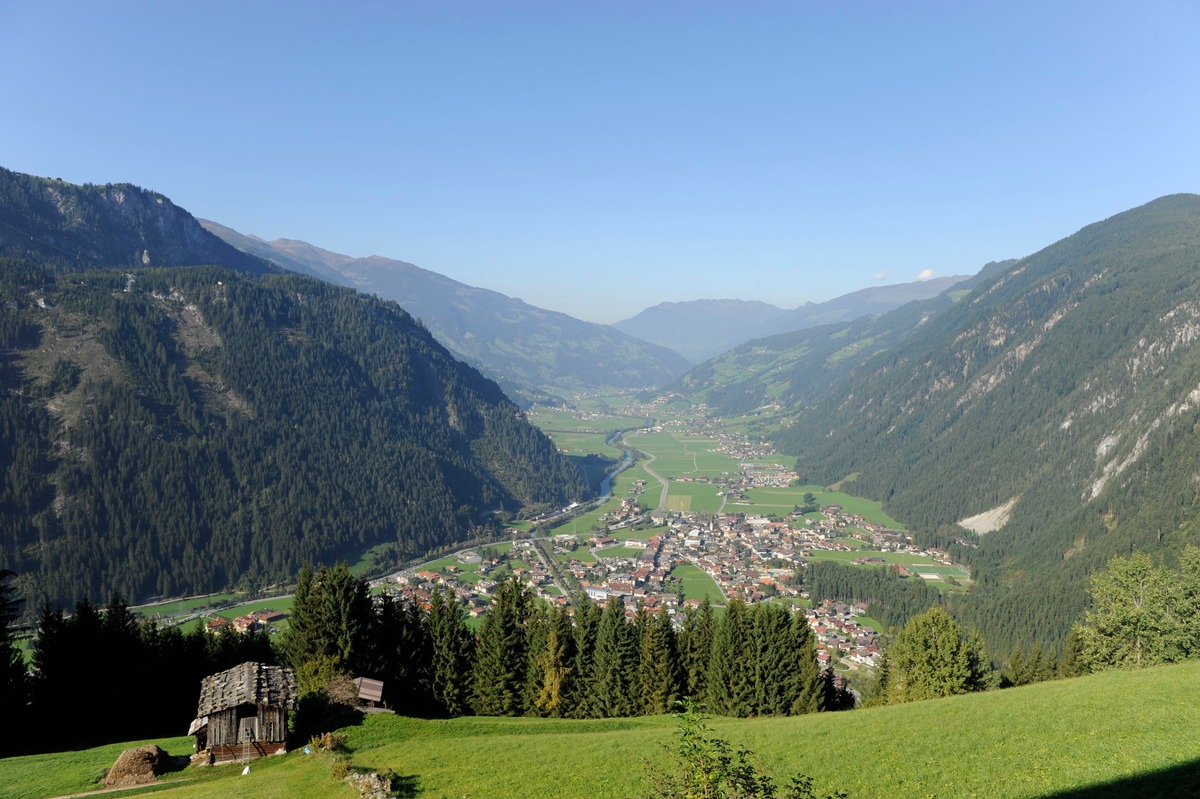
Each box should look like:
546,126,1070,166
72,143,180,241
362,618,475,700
663,481,724,514
669,563,725,603
14,662,1200,799
744,485,907,530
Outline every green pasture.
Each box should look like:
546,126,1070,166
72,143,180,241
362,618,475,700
594,546,647,560
18,663,1200,799
803,549,938,568
175,595,297,635
670,563,725,603
664,482,724,514
755,485,906,530
133,593,241,619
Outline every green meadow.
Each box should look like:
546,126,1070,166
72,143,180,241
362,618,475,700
13,662,1200,799
664,481,724,514
669,563,725,603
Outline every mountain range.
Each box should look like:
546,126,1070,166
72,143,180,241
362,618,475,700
199,220,692,405
613,276,972,363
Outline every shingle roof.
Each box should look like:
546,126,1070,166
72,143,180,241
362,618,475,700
195,661,298,716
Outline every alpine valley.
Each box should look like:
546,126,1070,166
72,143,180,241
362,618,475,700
671,194,1200,651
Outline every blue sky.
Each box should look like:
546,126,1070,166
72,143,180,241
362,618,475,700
2,2,1198,323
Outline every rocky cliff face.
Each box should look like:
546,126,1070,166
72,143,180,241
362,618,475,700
0,167,276,276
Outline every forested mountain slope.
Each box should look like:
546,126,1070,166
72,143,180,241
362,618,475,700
201,221,692,403
666,262,1012,419
0,263,588,609
0,167,277,278
772,194,1200,649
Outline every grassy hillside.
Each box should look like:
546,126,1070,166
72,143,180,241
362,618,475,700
10,662,1200,798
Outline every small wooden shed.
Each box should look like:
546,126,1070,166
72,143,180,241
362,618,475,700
189,662,298,765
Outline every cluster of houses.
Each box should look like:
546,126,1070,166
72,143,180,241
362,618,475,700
204,608,285,636
806,600,882,671
383,504,955,678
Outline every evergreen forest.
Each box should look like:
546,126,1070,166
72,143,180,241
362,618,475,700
0,262,587,609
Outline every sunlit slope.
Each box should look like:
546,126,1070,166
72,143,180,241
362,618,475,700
11,662,1200,799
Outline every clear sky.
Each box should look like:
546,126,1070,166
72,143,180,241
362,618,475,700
2,2,1198,323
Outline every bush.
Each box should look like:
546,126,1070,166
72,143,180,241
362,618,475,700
645,701,847,799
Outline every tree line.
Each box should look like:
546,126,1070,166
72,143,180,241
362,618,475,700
281,565,851,723
0,563,853,753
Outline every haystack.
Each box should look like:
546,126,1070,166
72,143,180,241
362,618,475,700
105,744,169,787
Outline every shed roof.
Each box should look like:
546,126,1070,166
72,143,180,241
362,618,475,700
195,662,297,716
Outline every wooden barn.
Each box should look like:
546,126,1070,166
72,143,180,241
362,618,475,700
189,662,298,765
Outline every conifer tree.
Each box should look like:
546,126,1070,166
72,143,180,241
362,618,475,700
471,577,531,716
678,598,715,700
367,593,433,715
1006,642,1027,687
521,605,552,715
591,597,639,717
637,605,682,716
535,606,577,717
0,571,25,745
281,563,373,676
789,611,827,715
570,596,602,718
428,587,473,716
705,599,754,716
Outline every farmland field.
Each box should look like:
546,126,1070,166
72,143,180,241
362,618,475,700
664,481,724,513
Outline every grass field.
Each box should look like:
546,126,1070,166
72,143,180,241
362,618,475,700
746,485,907,530
13,662,1200,799
670,563,724,603
664,481,724,514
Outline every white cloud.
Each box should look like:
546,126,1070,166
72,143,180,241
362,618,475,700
915,268,936,282
873,271,888,281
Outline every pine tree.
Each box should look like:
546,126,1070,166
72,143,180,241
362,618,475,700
751,602,793,715
570,596,602,718
678,598,715,701
0,570,26,747
591,597,639,717
705,599,754,716
535,606,576,717
281,563,373,677
789,611,826,715
1006,642,1027,687
522,605,552,715
428,587,473,716
637,606,681,716
471,577,531,716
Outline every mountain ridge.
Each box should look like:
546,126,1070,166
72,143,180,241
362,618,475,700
613,275,973,363
201,220,692,403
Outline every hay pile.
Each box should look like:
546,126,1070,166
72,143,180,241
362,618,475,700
105,744,169,787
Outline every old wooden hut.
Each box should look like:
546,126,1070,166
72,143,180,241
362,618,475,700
189,662,297,765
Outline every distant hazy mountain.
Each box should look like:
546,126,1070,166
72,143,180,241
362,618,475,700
613,299,791,364
201,222,692,404
613,276,971,363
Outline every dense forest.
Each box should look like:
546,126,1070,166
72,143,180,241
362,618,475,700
0,262,587,609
